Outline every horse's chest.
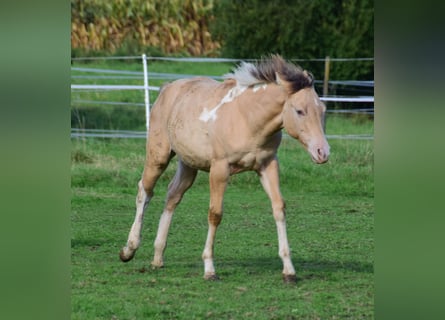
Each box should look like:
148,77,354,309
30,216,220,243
228,149,275,175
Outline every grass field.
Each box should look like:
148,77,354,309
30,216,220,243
71,59,373,319
71,122,373,319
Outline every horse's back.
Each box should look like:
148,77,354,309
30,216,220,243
151,77,223,123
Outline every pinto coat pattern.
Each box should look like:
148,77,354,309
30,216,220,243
119,55,330,283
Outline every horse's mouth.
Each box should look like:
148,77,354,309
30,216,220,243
311,155,329,164
308,145,330,164
298,142,327,164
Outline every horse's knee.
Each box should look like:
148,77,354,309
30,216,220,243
272,200,286,221
208,207,223,226
136,180,152,206
142,153,174,188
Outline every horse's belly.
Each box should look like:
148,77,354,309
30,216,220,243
180,152,211,171
168,119,212,170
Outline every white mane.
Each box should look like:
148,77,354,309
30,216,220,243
223,62,264,87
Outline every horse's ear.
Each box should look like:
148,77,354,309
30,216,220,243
275,72,283,85
303,70,314,81
275,72,292,93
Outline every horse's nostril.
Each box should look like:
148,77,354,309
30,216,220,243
316,148,329,162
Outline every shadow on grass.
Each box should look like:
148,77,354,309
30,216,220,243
113,253,373,280
204,256,373,282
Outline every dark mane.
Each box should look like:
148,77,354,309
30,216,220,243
251,55,314,93
224,54,314,93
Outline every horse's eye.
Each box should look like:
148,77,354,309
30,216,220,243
295,109,305,116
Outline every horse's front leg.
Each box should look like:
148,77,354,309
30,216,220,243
120,179,152,262
258,157,296,283
202,160,229,280
120,153,173,262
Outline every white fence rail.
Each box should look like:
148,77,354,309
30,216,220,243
71,55,374,139
71,129,373,140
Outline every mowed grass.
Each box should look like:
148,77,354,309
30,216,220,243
71,113,373,319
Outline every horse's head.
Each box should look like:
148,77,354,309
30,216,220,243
279,73,330,164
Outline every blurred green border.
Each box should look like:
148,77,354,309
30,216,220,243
0,1,71,319
2,1,445,318
375,1,445,319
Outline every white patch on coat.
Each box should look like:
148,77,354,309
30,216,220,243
253,83,267,92
199,83,247,122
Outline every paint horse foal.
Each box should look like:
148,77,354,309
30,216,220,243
120,55,330,283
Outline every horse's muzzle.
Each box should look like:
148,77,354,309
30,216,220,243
310,145,330,164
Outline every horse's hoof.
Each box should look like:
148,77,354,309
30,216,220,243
119,248,135,262
204,274,220,281
283,274,297,284
150,261,164,269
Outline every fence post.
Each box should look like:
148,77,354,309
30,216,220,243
142,54,150,131
323,56,330,97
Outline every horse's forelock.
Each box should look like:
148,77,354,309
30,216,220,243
255,55,314,93
281,68,314,93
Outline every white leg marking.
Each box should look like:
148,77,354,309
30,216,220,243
151,161,198,267
121,180,150,260
259,159,296,277
201,161,228,279
276,219,296,276
129,182,149,247
202,225,217,277
152,209,173,267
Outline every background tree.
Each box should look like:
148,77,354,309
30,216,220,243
211,0,374,80
71,0,373,80
71,0,219,56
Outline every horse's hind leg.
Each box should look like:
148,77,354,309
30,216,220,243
151,160,198,268
119,146,174,262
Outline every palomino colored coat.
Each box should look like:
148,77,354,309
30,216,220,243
120,55,329,283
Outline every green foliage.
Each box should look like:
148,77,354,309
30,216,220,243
211,0,374,80
71,0,220,56
71,1,373,80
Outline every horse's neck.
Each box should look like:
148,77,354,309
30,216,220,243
243,84,287,136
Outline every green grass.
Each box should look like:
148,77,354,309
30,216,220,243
71,117,373,319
